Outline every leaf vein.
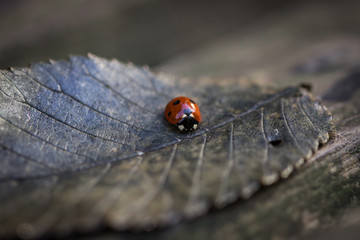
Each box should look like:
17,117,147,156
74,61,157,115
133,144,177,211
281,99,307,157
186,134,207,211
15,68,171,137
0,144,55,172
216,123,235,203
297,97,321,132
260,108,269,165
0,116,96,162
90,156,143,220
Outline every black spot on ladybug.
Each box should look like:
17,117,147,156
173,100,180,105
168,111,171,117
190,99,196,104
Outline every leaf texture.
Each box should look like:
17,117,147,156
0,54,333,239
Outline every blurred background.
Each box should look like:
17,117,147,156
1,0,359,83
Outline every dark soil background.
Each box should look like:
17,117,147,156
0,0,314,69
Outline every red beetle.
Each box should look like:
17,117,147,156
164,96,201,132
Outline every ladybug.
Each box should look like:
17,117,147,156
164,96,201,132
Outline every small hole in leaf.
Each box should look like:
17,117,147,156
269,139,282,146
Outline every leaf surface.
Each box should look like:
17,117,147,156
0,54,333,239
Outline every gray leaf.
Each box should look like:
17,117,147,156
0,54,333,239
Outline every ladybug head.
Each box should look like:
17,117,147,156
176,111,199,132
